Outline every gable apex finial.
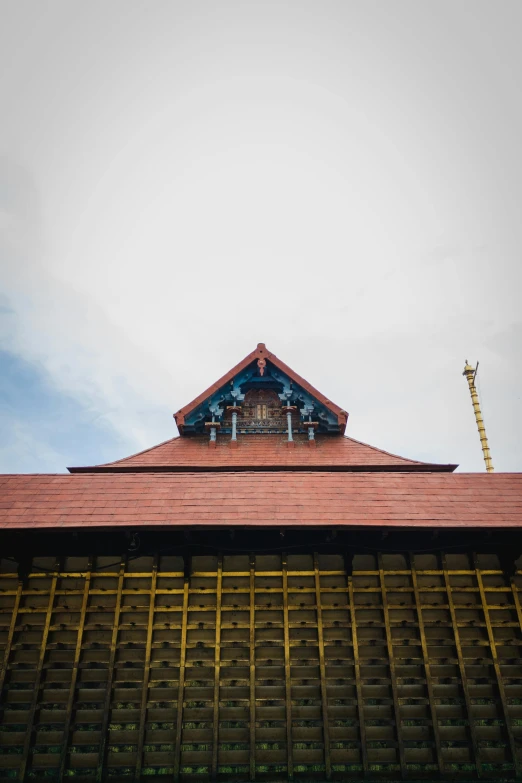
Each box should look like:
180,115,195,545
257,343,267,352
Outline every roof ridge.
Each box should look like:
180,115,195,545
342,435,424,465
70,436,180,471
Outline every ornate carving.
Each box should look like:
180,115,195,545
222,388,300,433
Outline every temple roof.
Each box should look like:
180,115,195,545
70,434,456,473
1,472,521,529
69,342,456,473
2,341,521,532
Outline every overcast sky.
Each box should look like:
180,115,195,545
1,0,521,474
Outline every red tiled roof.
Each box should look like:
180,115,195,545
70,434,456,472
174,343,348,433
1,472,521,529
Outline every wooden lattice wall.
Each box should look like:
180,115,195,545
1,551,521,781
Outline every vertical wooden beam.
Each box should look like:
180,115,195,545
0,580,22,699
409,553,444,776
511,575,522,633
19,558,59,782
96,556,126,783
474,555,519,776
378,553,406,778
313,553,331,780
442,554,482,778
174,555,190,783
249,553,256,782
347,574,368,776
510,566,522,768
282,553,293,780
0,576,23,782
211,554,223,780
58,557,92,781
135,554,158,782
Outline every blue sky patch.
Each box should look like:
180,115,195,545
0,349,132,473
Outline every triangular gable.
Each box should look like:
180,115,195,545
174,342,348,435
68,341,458,473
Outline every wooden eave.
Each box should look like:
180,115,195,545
69,463,457,474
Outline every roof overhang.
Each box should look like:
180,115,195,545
68,462,458,474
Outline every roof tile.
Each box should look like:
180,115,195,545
72,434,454,472
0,471,521,529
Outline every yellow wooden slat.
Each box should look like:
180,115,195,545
378,553,406,777
511,575,522,632
174,562,190,783
282,554,293,780
58,557,92,781
96,556,125,783
474,556,519,777
409,553,444,775
0,580,22,696
211,554,223,779
348,574,368,776
249,553,256,781
442,553,482,778
314,553,331,780
135,554,158,782
19,559,59,782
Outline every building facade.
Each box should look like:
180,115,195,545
1,343,521,782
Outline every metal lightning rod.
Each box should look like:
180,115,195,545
462,360,494,472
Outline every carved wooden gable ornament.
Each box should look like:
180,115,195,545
174,343,348,437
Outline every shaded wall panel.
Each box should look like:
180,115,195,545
0,552,521,781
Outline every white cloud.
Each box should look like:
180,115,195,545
1,1,521,472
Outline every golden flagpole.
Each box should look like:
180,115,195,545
463,361,494,472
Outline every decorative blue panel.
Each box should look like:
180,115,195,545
183,359,339,434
